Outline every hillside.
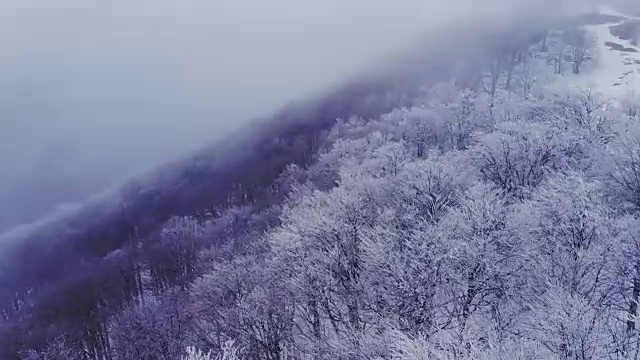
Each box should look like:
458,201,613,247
557,6,640,99
0,36,464,359
4,6,640,360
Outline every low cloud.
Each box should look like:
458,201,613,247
0,0,609,232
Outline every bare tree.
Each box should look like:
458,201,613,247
517,55,537,95
482,57,503,97
482,32,529,96
555,42,566,75
563,28,590,74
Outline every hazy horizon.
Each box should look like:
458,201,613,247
0,0,605,233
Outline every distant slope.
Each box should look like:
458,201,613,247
586,9,640,98
538,6,640,100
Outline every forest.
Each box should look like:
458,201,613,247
3,10,640,360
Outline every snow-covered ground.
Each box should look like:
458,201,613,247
555,6,640,102
588,25,640,99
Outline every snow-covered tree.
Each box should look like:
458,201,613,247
189,256,294,360
520,173,618,360
473,121,578,198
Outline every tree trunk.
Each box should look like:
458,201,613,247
557,49,564,74
628,262,640,334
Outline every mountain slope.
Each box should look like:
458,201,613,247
576,7,640,98
3,8,639,359
0,41,464,358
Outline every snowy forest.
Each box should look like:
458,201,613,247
5,6,640,360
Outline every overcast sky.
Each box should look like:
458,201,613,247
0,0,602,232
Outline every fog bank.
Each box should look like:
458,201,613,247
0,0,602,232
